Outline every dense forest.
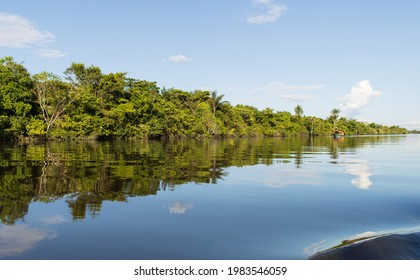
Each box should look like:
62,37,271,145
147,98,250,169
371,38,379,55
0,56,407,140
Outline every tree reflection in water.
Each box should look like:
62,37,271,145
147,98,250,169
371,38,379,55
0,136,398,224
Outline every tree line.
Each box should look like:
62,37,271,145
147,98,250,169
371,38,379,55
0,56,407,140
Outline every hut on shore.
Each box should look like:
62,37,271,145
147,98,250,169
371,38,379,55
333,130,344,138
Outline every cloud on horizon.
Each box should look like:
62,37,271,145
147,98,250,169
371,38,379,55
247,0,287,24
340,80,382,118
0,12,55,48
405,120,420,129
168,54,192,63
224,81,323,109
253,82,323,102
35,49,69,58
225,82,324,108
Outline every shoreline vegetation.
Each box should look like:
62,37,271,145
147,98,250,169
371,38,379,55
1,56,407,141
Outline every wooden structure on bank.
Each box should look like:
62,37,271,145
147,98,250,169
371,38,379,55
333,130,345,139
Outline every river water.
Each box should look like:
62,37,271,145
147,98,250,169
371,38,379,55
0,135,419,259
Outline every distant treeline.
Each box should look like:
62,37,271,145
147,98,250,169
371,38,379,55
0,56,407,140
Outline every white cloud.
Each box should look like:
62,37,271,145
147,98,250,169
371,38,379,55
0,225,57,257
39,215,67,225
168,54,192,63
255,82,324,92
405,120,420,129
0,12,55,48
247,0,287,24
223,81,322,110
278,94,315,102
168,202,193,214
35,49,69,58
251,82,324,99
340,80,382,118
407,120,420,126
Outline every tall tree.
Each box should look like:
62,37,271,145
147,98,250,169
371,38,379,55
294,104,303,118
64,63,102,90
329,108,341,130
0,57,34,137
32,72,77,133
294,104,304,132
208,91,227,115
64,63,102,110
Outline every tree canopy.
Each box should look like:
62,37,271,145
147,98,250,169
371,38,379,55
0,57,408,140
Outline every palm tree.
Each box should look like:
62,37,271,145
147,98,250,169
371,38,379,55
330,108,341,130
208,91,227,115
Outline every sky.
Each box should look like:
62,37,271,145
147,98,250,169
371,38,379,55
1,0,420,129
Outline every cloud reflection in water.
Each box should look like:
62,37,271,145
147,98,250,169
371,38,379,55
232,165,322,188
342,158,374,190
303,239,327,256
39,215,66,225
0,225,57,257
168,202,194,215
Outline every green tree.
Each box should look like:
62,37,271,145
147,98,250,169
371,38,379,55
98,72,126,110
294,104,303,118
208,91,228,116
127,79,162,137
329,108,341,130
0,57,34,137
32,72,76,133
1,56,408,139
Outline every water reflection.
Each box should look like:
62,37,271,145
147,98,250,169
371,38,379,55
168,202,194,214
38,215,67,226
0,136,405,224
303,240,327,256
235,166,322,188
342,157,374,189
0,225,57,257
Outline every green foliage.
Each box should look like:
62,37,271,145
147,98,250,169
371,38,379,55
208,91,228,115
0,56,408,140
294,104,303,118
26,118,46,136
0,57,34,137
329,108,341,130
32,72,76,133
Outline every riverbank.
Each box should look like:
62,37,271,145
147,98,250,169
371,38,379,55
1,56,408,141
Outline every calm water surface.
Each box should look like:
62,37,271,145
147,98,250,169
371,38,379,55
0,135,419,259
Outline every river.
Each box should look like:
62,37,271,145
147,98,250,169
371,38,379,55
0,135,419,259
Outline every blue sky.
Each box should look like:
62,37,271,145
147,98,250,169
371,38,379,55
1,0,419,129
